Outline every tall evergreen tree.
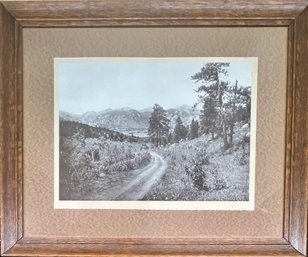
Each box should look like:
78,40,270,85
174,117,188,143
191,63,231,148
225,80,251,143
234,86,251,125
192,63,251,149
199,96,218,139
190,119,200,139
148,104,170,147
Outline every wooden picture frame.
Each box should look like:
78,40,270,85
0,1,307,256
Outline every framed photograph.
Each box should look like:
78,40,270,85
54,57,257,210
0,1,307,257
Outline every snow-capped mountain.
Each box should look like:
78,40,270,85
60,105,200,137
59,111,81,122
82,108,149,136
167,105,200,129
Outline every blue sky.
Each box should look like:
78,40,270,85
56,58,255,114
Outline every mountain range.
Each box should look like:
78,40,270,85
60,105,200,137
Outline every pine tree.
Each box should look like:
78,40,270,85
148,104,170,147
199,96,218,139
195,120,200,138
190,119,200,139
192,63,251,148
234,86,251,125
191,63,230,148
225,80,251,143
174,117,188,143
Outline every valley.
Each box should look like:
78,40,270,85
59,105,250,201
60,105,200,137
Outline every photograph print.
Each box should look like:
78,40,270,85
54,57,257,210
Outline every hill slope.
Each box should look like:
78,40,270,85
60,120,140,142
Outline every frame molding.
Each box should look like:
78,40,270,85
0,1,307,256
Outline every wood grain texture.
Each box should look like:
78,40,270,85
3,243,304,257
0,0,307,256
15,21,23,243
288,5,308,255
284,22,295,242
18,236,289,246
0,3,20,254
15,18,294,28
1,0,308,28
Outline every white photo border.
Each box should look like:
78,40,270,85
54,57,258,211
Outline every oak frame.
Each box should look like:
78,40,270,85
0,1,307,256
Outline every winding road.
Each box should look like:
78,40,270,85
84,152,167,200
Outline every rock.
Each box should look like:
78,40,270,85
241,123,249,129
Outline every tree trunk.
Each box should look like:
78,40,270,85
222,121,228,149
229,123,234,143
229,80,237,145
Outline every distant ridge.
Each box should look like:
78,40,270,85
60,105,200,137
60,120,140,143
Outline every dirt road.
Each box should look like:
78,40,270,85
83,152,167,200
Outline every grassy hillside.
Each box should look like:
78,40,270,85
143,123,250,201
60,120,140,142
59,121,151,200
